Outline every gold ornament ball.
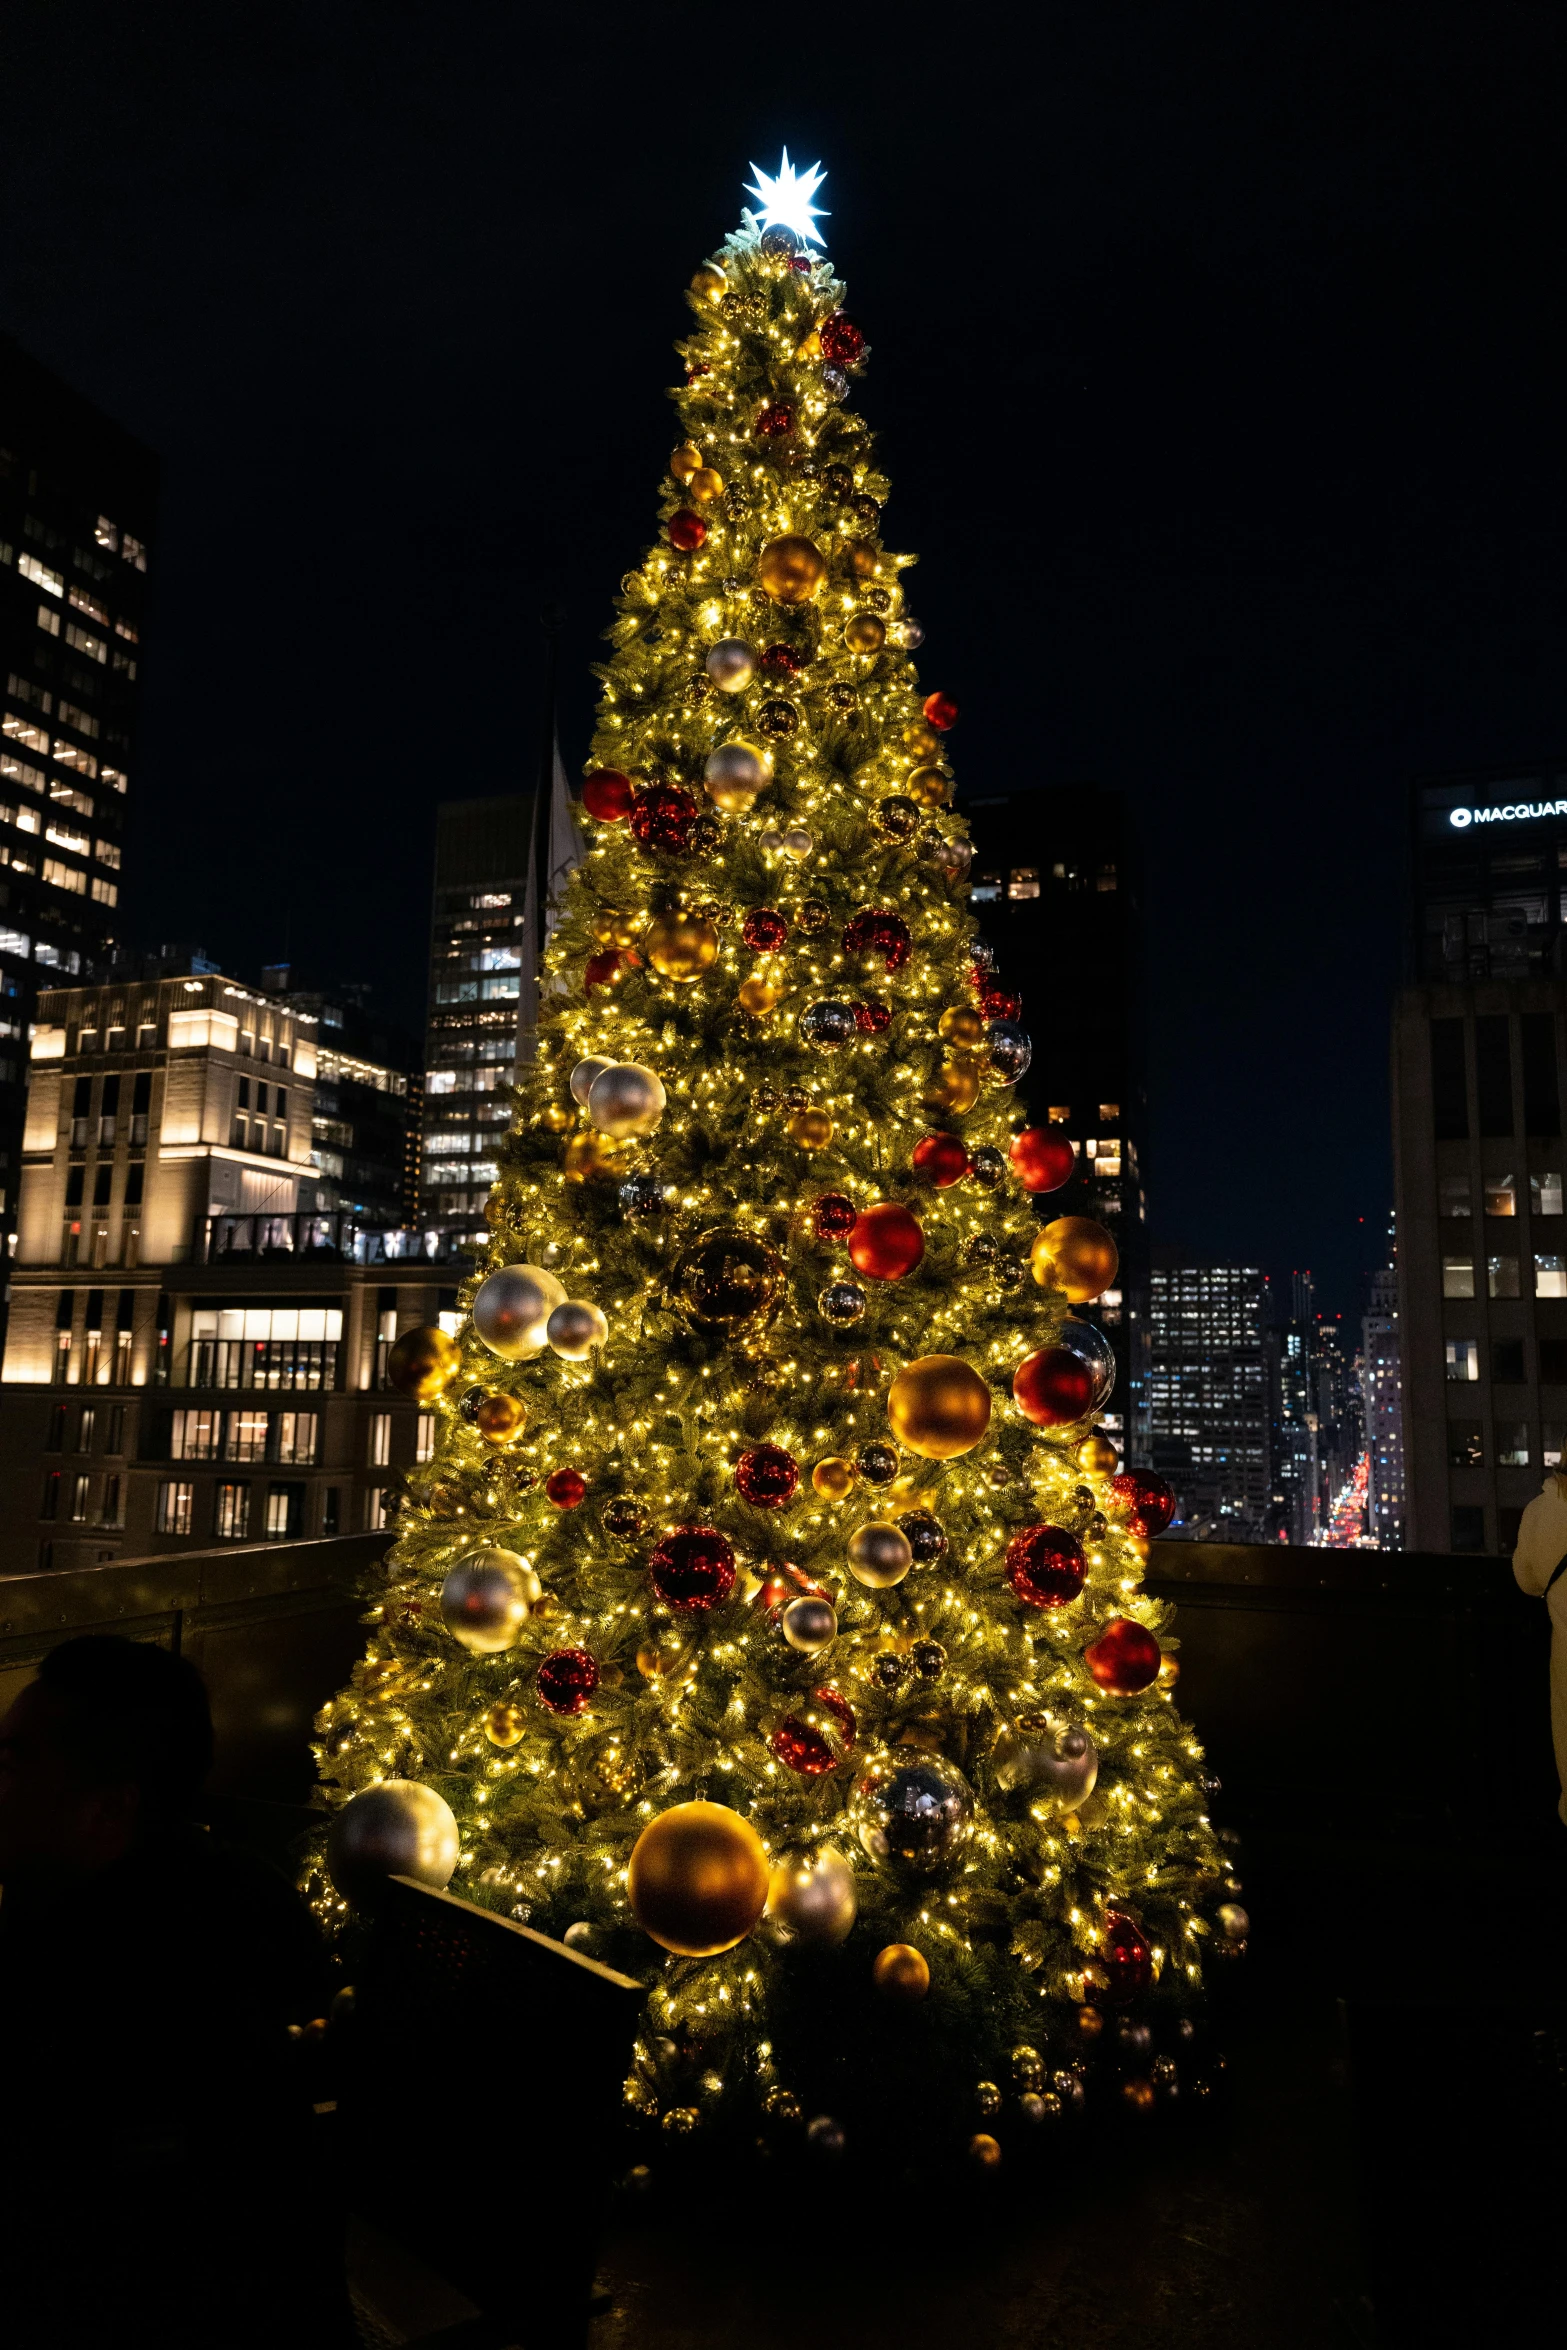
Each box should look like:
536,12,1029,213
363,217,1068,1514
886,1354,993,1459
474,1392,527,1446
788,1107,834,1150
757,534,827,604
564,1131,628,1183
812,1455,857,1499
848,1520,914,1588
688,465,724,503
765,1845,858,1946
922,1061,982,1116
907,765,951,809
670,440,704,479
627,1801,770,1958
844,612,886,654
541,1103,573,1133
738,974,781,1017
969,2134,1003,2170
937,1005,987,1050
646,910,721,982
1030,1216,1121,1303
690,264,726,301
1077,1430,1120,1475
483,1701,526,1748
1158,1654,1181,1689
872,1942,931,2001
385,1324,462,1403
903,720,941,757
847,539,879,578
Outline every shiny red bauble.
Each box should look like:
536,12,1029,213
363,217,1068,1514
535,1648,599,1715
1110,1471,1177,1538
1013,1348,1097,1426
629,783,698,855
913,1133,970,1187
754,1570,793,1611
854,998,890,1034
922,691,959,731
584,950,623,993
735,1444,799,1509
581,768,635,822
1009,1127,1076,1193
1084,1618,1163,1695
1102,1908,1153,2003
756,400,795,437
819,313,864,366
771,1687,856,1777
761,642,803,675
848,1202,925,1282
742,906,788,952
812,1192,858,1241
546,1469,587,1509
977,980,1022,1023
842,909,912,972
1006,1524,1087,1608
668,509,706,551
648,1525,737,1612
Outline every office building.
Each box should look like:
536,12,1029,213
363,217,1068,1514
260,967,416,1228
1410,759,1567,983
0,964,459,1573
964,786,1150,1459
0,336,156,1275
1266,1299,1318,1544
1362,1259,1406,1548
1148,1252,1270,1537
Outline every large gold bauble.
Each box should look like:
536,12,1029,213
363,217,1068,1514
1077,1430,1120,1475
844,612,886,654
385,1325,461,1403
907,765,951,809
886,1354,992,1459
483,1701,526,1748
812,1455,857,1499
1030,1217,1120,1303
688,466,724,503
937,1005,986,1050
690,264,726,301
474,1392,527,1446
872,1942,931,2001
922,1061,981,1116
627,1801,770,1957
788,1107,834,1150
591,908,643,951
646,910,720,982
677,1225,784,1327
738,973,781,1017
564,1131,628,1183
670,441,703,479
903,720,941,757
757,535,827,604
847,539,879,578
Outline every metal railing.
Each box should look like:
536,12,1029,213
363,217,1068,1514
184,1339,340,1392
197,1213,472,1267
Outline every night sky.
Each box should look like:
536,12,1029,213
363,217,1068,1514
3,2,1564,1316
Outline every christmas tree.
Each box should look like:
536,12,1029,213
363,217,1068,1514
314,158,1237,2160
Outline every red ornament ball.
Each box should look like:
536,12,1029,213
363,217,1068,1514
546,1468,588,1509
584,950,623,993
649,1525,737,1612
535,1648,599,1715
755,1570,793,1612
668,509,707,551
760,642,803,675
913,1133,970,1187
736,1444,800,1509
819,313,865,366
842,910,912,972
1010,1127,1076,1193
1110,1471,1177,1537
922,691,959,731
756,400,795,438
743,906,789,952
1084,1618,1163,1695
629,783,699,855
854,998,890,1034
1006,1525,1087,1609
1102,1908,1154,2003
848,1202,925,1282
1013,1347,1097,1427
771,1687,856,1777
977,980,1022,1023
812,1192,858,1241
581,768,635,823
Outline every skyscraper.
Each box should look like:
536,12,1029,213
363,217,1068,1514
0,336,156,1279
1149,1251,1270,1536
1362,1258,1405,1547
964,786,1150,1459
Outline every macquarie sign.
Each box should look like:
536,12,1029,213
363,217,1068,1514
1448,797,1567,830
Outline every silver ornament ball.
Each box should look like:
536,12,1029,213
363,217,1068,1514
569,1054,614,1108
546,1299,609,1359
766,1845,858,1946
992,1717,1099,1808
705,639,758,692
472,1263,566,1359
987,1021,1033,1084
619,1172,669,1220
968,1146,1006,1189
1056,1317,1116,1409
781,1594,838,1654
818,1280,867,1327
799,999,857,1050
807,2113,846,2155
853,1749,974,1875
327,1781,459,1905
704,740,771,799
781,826,814,858
439,1546,540,1653
587,1060,666,1138
899,618,925,649
847,1521,914,1588
1216,1902,1250,1942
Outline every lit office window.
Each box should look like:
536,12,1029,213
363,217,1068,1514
94,840,121,869
64,623,106,664
3,713,50,754
364,1487,390,1531
171,1409,222,1460
275,1412,319,1465
1007,867,1040,900
1441,1258,1475,1298
68,586,109,625
1531,1173,1564,1217
416,1412,436,1463
1447,1423,1483,1467
155,1480,194,1534
214,1483,251,1539
18,553,62,596
369,1412,392,1467
1484,1173,1516,1216
69,1473,91,1522
224,1409,269,1462
1536,1254,1567,1298
1445,1340,1480,1381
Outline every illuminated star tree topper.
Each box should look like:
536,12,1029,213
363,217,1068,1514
743,149,829,247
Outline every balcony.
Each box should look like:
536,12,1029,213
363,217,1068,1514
183,1338,339,1391
197,1212,471,1266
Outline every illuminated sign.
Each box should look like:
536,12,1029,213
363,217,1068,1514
1448,799,1567,829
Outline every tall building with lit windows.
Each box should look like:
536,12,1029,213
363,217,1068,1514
963,785,1151,1459
1362,1259,1405,1548
0,962,459,1574
419,795,535,1246
1148,1252,1270,1537
0,336,156,1284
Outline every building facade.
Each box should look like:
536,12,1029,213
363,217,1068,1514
0,966,458,1573
1148,1253,1270,1537
1362,1260,1405,1548
0,336,156,1275
260,968,416,1228
1410,759,1567,984
964,786,1151,1461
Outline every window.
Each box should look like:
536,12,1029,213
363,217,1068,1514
1441,1258,1475,1299
224,1409,269,1462
1541,1340,1567,1384
3,713,50,755
1096,867,1118,892
214,1483,251,1540
106,1404,124,1454
1522,1011,1560,1136
1531,1173,1564,1217
171,1409,223,1460
1447,1423,1483,1468
364,1487,391,1531
64,624,106,665
90,877,118,907
416,1412,436,1464
101,1473,121,1526
68,586,109,625
1536,1255,1567,1298
56,701,98,740
37,603,60,638
322,1488,341,1535
122,533,147,572
78,1404,96,1450
1488,1256,1520,1298
1445,1340,1480,1381
1007,867,1040,900
1497,1423,1530,1466
1450,1505,1488,1554
45,1402,66,1451
1431,1019,1468,1141
155,1480,194,1535
273,1411,319,1465
1492,1338,1526,1384
94,517,118,552
1483,1173,1516,1216
1544,1423,1565,1467
369,1411,392,1467
41,1470,61,1520
68,1473,90,1522
43,859,86,895
52,741,96,777
264,1483,303,1539
18,553,63,597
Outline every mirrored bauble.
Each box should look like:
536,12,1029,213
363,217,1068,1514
799,999,857,1050
327,1782,459,1905
987,1021,1033,1085
439,1546,541,1653
766,1845,857,1946
601,1495,648,1541
968,1146,1007,1190
875,795,921,841
705,638,758,692
1055,1317,1117,1410
756,697,799,739
781,826,815,858
781,1594,838,1654
818,1281,867,1327
853,1750,974,1875
822,366,850,400
570,1054,614,1108
619,1173,670,1221
857,1442,900,1485
472,1263,567,1359
992,1716,1099,1807
705,739,772,811
900,618,926,649
898,1511,947,1564
546,1299,609,1360
847,1520,913,1588
677,1226,783,1327
588,1060,667,1137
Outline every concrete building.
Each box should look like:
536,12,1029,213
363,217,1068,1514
0,336,156,1277
259,967,416,1229
1362,1260,1406,1548
1149,1252,1270,1538
0,963,460,1574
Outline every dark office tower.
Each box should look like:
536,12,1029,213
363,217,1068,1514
0,338,155,1279
964,786,1150,1459
1148,1251,1270,1538
420,796,535,1247
1266,1310,1317,1543
260,969,415,1229
1410,760,1567,981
